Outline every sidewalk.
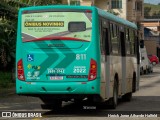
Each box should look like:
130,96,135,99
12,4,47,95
0,87,15,97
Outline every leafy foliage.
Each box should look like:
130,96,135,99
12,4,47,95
0,0,62,71
0,0,27,70
107,10,119,16
144,6,151,18
144,3,160,19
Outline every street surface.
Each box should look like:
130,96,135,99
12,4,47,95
0,66,160,119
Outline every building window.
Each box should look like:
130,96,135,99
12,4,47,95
111,0,122,9
70,0,80,5
136,1,142,11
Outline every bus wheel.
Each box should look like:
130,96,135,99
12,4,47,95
122,92,132,102
109,80,118,109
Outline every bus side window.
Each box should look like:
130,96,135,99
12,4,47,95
100,20,109,55
126,28,131,55
102,28,109,55
100,20,105,54
134,31,136,54
110,23,119,54
117,26,120,54
136,36,140,64
129,29,135,55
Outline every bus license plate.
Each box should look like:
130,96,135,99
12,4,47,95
50,76,63,80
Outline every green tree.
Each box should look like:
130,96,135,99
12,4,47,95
0,0,62,71
152,10,160,19
107,10,119,16
144,6,151,19
0,0,28,71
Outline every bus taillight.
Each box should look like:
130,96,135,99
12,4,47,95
88,59,97,81
17,59,25,81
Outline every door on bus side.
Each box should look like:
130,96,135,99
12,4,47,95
120,27,127,95
100,19,110,99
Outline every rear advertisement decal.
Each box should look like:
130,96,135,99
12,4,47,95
24,21,64,27
21,11,92,79
22,12,92,42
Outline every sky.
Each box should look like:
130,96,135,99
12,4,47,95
144,0,160,5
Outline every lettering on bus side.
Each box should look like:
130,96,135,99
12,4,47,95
47,68,65,74
24,21,64,27
76,54,87,60
73,66,86,74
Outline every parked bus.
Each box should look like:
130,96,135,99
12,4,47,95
16,5,140,109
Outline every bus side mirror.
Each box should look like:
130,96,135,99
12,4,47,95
140,40,144,48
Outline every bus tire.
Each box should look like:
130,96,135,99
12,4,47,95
109,80,118,109
122,92,132,102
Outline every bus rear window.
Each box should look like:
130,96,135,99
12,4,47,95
21,11,92,42
68,22,86,32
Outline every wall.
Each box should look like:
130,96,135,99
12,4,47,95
112,0,127,19
95,0,109,11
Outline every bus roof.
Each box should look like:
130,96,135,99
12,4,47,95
19,5,94,12
19,5,137,30
97,8,137,30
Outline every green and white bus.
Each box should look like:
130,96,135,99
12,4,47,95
16,5,140,109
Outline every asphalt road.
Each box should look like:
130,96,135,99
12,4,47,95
0,66,160,119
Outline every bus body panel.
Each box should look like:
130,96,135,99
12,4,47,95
16,6,101,95
98,11,139,100
21,41,91,82
16,78,100,94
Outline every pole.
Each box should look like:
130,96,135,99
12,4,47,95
67,0,70,5
157,19,160,59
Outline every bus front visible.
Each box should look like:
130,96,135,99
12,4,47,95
16,6,100,105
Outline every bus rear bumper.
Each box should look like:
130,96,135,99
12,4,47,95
16,79,100,95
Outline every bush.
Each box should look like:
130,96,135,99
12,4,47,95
0,71,15,88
